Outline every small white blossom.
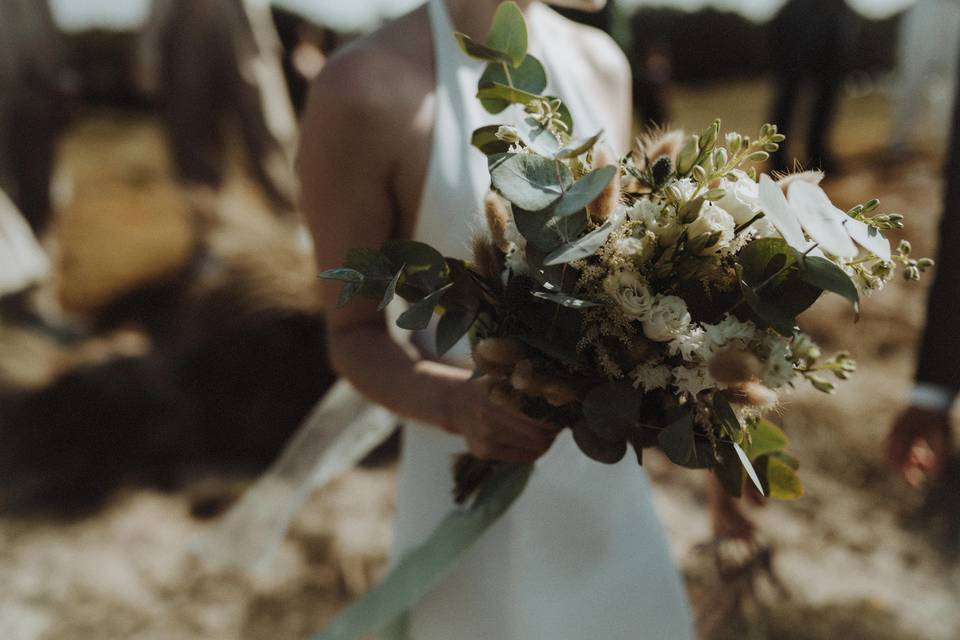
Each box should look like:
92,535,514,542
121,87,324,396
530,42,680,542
603,271,654,319
627,197,663,225
762,336,796,389
672,364,715,396
668,327,714,362
703,317,757,348
631,363,672,392
614,231,657,265
675,178,698,200
643,295,691,342
716,170,761,225
687,203,736,254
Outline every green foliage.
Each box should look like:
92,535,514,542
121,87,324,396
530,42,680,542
478,55,546,114
453,33,513,65
582,381,640,443
573,420,628,464
798,255,860,313
743,419,789,460
658,413,695,466
396,283,454,331
758,454,804,499
485,1,527,67
542,219,615,266
531,290,598,309
470,125,512,156
436,308,477,356
555,130,604,159
489,153,571,212
552,165,617,217
476,82,541,109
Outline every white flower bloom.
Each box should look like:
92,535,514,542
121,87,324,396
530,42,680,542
675,178,698,200
627,197,663,225
762,336,796,389
668,327,714,362
687,203,736,254
703,317,757,348
603,271,654,319
672,364,715,396
751,216,780,239
642,295,691,342
716,169,761,225
504,244,528,275
615,231,657,265
654,216,684,247
631,363,673,392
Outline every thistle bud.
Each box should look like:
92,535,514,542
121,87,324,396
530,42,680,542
651,156,674,188
676,136,700,175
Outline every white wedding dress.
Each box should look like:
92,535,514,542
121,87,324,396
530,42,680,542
390,2,694,638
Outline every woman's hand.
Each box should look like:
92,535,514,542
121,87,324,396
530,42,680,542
446,377,560,464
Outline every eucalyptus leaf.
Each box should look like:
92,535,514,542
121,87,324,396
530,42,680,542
543,220,615,266
489,153,571,212
381,240,447,293
477,54,547,114
518,118,561,157
712,393,741,433
477,82,541,110
714,444,745,498
318,267,364,283
396,283,454,331
760,454,804,499
799,255,860,312
378,267,404,311
733,442,765,496
471,125,512,155
454,32,512,65
436,308,478,356
514,208,587,252
658,413,694,466
739,278,798,336
554,166,617,217
572,420,628,464
485,1,527,67
582,381,641,443
743,419,789,460
555,130,603,159
337,281,362,309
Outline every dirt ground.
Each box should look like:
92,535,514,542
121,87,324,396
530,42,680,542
1,81,959,639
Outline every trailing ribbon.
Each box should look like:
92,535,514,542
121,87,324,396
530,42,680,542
311,463,534,640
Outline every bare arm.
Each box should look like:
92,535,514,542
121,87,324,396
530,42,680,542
298,52,555,462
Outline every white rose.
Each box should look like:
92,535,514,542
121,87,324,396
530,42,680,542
687,203,736,255
603,271,654,319
717,170,761,225
642,295,691,342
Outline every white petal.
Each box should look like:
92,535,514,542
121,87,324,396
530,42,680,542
843,217,892,261
787,182,858,258
758,174,810,252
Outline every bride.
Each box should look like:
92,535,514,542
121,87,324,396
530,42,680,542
300,1,696,636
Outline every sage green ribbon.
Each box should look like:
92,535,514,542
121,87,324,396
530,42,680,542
312,463,533,640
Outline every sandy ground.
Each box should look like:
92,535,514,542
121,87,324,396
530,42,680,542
2,81,959,639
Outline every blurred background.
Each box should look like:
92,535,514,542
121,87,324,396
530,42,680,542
1,0,959,638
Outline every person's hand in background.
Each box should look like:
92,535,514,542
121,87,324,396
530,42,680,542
887,406,953,487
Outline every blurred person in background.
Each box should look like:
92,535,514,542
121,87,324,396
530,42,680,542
138,0,299,221
767,0,856,173
0,0,73,237
887,44,960,491
888,0,960,157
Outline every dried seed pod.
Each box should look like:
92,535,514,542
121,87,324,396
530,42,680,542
474,337,527,367
709,348,762,385
471,233,504,283
586,146,621,222
488,381,524,413
483,191,512,252
638,128,685,164
542,380,579,407
725,381,778,408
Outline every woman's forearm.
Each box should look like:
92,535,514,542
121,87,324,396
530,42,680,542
327,322,471,433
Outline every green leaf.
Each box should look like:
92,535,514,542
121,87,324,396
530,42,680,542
454,32,513,64
312,464,533,640
658,413,694,466
714,444,744,498
759,454,804,499
739,277,798,336
582,381,641,443
436,308,477,356
712,393,741,433
485,1,527,67
531,290,598,309
477,54,547,114
553,165,618,217
542,220,615,266
470,125,512,155
336,281,362,309
476,82,540,108
381,240,447,293
733,442,765,496
513,207,587,253
743,419,789,460
799,255,860,312
378,267,404,311
346,247,393,280
572,420,628,464
555,130,603,159
318,267,364,283
738,238,795,287
517,118,561,157
489,153,571,212
396,283,454,331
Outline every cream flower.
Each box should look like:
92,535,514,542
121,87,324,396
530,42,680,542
687,203,736,255
761,336,796,389
627,197,663,225
615,231,657,265
631,363,673,392
703,317,757,348
603,271,654,319
668,327,713,362
716,169,761,225
672,364,715,396
642,295,691,342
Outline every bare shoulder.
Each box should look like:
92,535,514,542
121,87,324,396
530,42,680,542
303,7,434,135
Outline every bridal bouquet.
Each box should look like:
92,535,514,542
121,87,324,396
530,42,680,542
315,4,931,638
